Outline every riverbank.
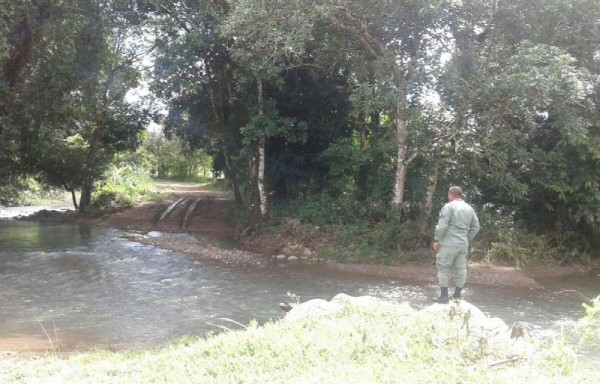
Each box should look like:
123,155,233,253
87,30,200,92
6,181,597,290
91,182,597,290
1,295,598,383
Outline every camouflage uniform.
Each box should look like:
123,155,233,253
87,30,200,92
434,198,480,288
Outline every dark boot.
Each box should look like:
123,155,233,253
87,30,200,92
432,287,449,304
452,286,463,300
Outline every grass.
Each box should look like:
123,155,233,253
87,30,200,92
1,298,598,383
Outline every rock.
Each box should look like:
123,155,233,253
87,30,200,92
275,254,287,260
147,231,163,238
283,294,537,360
331,293,404,312
287,256,299,261
284,299,343,322
285,294,414,322
20,209,68,221
417,300,508,337
282,244,305,256
482,316,509,334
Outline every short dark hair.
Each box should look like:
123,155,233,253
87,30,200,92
448,186,463,196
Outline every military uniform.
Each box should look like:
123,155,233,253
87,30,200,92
434,198,480,289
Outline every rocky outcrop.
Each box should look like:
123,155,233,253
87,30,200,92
284,293,413,322
17,208,74,222
284,294,535,358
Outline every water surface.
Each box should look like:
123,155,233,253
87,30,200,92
0,220,596,351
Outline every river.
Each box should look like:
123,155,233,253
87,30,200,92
0,219,597,352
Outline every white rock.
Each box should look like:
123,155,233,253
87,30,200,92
418,301,494,333
287,256,299,261
147,231,163,238
481,316,509,334
284,299,343,322
331,293,406,312
275,254,287,260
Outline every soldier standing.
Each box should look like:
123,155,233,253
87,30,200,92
431,186,480,303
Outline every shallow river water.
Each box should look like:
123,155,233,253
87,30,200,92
0,220,598,351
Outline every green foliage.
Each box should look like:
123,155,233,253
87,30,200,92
327,217,421,264
1,0,600,260
1,0,150,212
142,132,213,181
474,209,563,267
0,177,32,206
38,134,93,192
0,176,69,207
272,193,423,263
92,163,153,209
579,296,600,350
292,193,350,226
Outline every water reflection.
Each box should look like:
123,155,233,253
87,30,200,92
0,222,596,352
0,221,95,253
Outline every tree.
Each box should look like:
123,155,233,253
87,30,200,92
222,0,322,217
152,0,249,205
320,0,453,207
441,0,600,243
1,0,151,212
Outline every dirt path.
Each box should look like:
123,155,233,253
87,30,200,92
86,182,596,289
95,182,238,239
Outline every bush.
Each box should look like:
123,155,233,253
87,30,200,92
328,216,421,264
297,193,343,226
0,177,67,207
0,178,32,206
474,209,568,267
579,296,600,350
92,164,153,209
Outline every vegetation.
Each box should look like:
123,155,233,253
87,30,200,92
1,0,599,262
0,298,598,383
579,296,600,350
150,0,600,261
143,132,213,181
0,177,70,207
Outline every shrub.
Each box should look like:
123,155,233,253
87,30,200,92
579,296,600,350
297,193,343,226
92,164,153,209
473,208,567,267
0,177,67,207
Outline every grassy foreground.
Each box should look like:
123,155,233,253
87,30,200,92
1,298,598,384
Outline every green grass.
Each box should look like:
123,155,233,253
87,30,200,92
1,298,598,383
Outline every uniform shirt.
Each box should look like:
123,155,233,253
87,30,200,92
434,198,480,247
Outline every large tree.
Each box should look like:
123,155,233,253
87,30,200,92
441,0,600,243
0,0,151,212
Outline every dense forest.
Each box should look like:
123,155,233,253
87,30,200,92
1,0,599,259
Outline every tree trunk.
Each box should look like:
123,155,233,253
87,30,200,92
78,178,94,213
68,188,79,211
223,150,243,205
356,111,369,201
78,119,103,213
418,157,441,244
359,113,368,151
257,80,267,217
392,101,408,207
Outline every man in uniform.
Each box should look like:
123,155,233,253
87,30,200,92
432,186,480,303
